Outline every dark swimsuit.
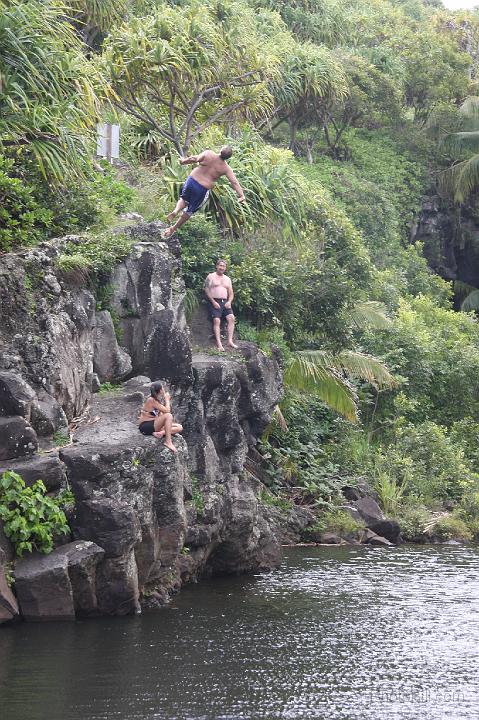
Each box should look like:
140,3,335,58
139,408,159,436
180,176,210,215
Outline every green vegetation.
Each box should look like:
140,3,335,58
97,382,122,394
190,476,205,515
310,510,365,539
52,431,71,447
0,471,70,557
3,0,479,540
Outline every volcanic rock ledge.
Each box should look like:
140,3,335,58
0,224,284,621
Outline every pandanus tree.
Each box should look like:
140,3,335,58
101,0,276,156
268,44,347,157
0,0,105,181
68,0,127,52
253,0,350,47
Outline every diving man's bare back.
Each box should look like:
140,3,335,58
189,150,242,190
162,145,245,239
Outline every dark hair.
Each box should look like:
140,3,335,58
220,145,233,160
216,258,227,267
150,381,163,398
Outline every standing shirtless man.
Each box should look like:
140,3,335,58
162,146,245,239
205,259,238,351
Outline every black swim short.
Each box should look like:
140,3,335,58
139,420,155,436
209,298,233,320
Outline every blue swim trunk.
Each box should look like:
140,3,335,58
180,176,210,215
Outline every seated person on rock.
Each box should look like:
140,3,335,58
162,146,245,239
204,259,237,351
138,381,182,453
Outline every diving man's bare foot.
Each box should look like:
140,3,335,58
227,342,238,349
153,430,165,439
166,210,177,222
216,344,225,352
164,440,177,453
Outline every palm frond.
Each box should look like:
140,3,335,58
442,130,479,156
461,289,479,312
350,301,391,330
335,350,397,389
285,354,358,422
439,155,479,203
293,349,396,389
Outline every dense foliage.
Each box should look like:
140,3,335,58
0,471,70,557
3,0,479,536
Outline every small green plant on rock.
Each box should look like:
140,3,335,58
259,488,292,513
190,475,205,515
52,431,70,447
0,471,70,557
4,562,14,588
97,382,122,394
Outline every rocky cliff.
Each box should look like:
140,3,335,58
0,223,283,623
412,193,479,288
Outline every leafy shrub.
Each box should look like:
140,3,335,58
395,505,431,541
59,232,136,280
0,471,70,556
259,488,292,512
372,421,479,503
314,509,365,538
190,475,205,515
260,395,344,505
374,469,407,516
0,156,53,251
428,514,473,542
363,295,479,426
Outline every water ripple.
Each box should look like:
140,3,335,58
0,545,478,720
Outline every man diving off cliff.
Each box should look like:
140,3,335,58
162,146,245,239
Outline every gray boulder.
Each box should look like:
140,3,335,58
73,498,142,558
0,549,19,624
30,390,68,437
0,416,38,461
361,529,393,546
15,550,75,621
93,310,132,383
347,495,401,544
108,238,189,375
0,453,67,492
53,541,105,616
0,371,36,419
96,550,140,616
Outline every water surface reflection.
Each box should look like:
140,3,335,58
1,545,478,719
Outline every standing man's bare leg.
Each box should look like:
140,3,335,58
226,314,237,349
167,198,187,222
213,317,224,351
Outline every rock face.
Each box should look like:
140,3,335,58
14,542,104,621
93,311,132,383
0,549,19,624
412,193,479,287
109,225,192,383
0,224,284,622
